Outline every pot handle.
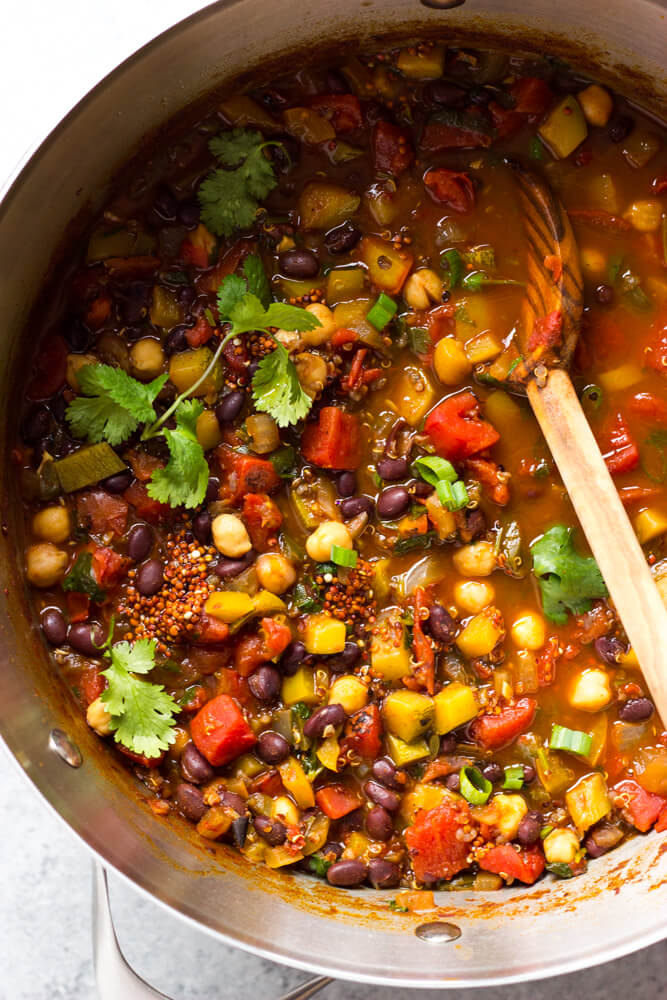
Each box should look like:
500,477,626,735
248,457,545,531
92,862,332,1000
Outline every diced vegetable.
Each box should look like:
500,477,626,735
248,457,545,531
424,392,500,461
479,845,545,885
383,690,435,743
471,698,537,750
456,608,505,659
433,683,478,734
359,237,413,294
279,756,315,808
371,620,412,680
169,347,223,396
386,733,430,767
315,783,361,819
566,773,611,832
281,667,319,706
303,614,346,654
392,365,436,427
405,801,472,882
54,444,126,493
190,695,256,766
538,95,588,158
299,182,361,230
300,407,361,470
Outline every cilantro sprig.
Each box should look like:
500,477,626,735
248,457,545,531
99,632,179,758
67,366,167,446
530,524,608,624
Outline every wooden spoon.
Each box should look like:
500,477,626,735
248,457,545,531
503,163,667,721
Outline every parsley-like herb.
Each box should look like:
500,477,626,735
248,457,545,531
269,444,298,478
307,855,332,878
62,551,106,604
388,899,409,913
530,525,608,624
393,531,438,555
198,129,282,238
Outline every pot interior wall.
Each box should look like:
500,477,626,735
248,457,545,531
1,0,666,986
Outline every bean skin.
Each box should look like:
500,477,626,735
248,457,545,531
376,486,410,520
365,805,393,841
303,703,346,739
364,780,400,812
103,469,133,494
21,406,50,444
280,640,307,677
68,622,105,657
618,697,654,722
254,815,287,846
595,634,625,664
340,495,374,520
230,815,249,848
324,222,361,255
482,762,503,784
127,523,153,563
326,641,361,674
191,511,212,545
215,390,245,424
424,80,468,107
371,757,406,791
368,859,401,889
164,326,189,355
523,764,536,784
175,783,207,822
136,558,164,597
608,114,634,143
326,859,368,887
376,457,409,481
220,790,248,815
278,248,320,279
41,608,67,645
205,476,221,502
425,604,457,645
445,773,460,791
257,731,290,765
180,742,215,784
215,550,255,579
336,471,357,497
517,811,542,846
248,665,281,702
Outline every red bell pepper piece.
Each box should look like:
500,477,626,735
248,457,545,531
234,619,291,677
27,335,67,401
117,745,165,768
471,698,537,750
80,666,105,706
215,667,252,708
597,412,640,476
421,114,493,152
310,94,362,133
123,481,172,523
315,783,362,819
185,314,214,347
340,704,382,759
612,779,667,832
425,304,456,347
464,457,510,506
479,844,545,885
260,617,292,660
510,76,553,116
424,168,476,214
527,310,563,354
216,445,282,506
91,546,128,588
655,805,667,832
190,694,257,766
488,102,523,139
300,406,361,470
424,392,499,462
242,493,283,550
251,769,285,797
630,391,667,425
371,121,415,175
331,327,358,349
179,236,210,269
76,489,129,536
619,485,662,507
405,800,472,883
86,293,112,330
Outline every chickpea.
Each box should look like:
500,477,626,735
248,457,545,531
86,696,113,737
195,410,222,451
130,337,166,381
569,668,612,712
32,505,71,544
511,612,546,651
295,352,328,398
543,828,580,865
624,199,663,233
433,337,473,386
403,268,443,310
302,303,336,346
211,514,252,558
305,520,353,562
26,543,69,588
255,553,297,594
454,579,495,614
66,353,97,391
452,540,496,578
578,84,613,127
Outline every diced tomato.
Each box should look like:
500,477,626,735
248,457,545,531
464,457,510,506
190,694,257,766
310,94,363,133
123,481,172,523
300,406,361,470
216,445,282,506
645,326,667,375
331,327,358,348
86,293,112,330
234,619,291,676
79,666,105,706
411,586,435,695
425,303,456,346
180,237,210,269
252,769,285,797
479,844,545,885
222,337,249,374
185,314,214,347
125,449,164,482
424,392,500,462
341,704,382,759
510,76,553,116
528,309,563,354
27,335,67,400
242,492,283,550
117,745,165,768
405,800,472,883
597,412,640,476
195,615,230,646
630,391,667,425
198,239,251,294
315,783,361,819
260,618,292,660
76,489,129,536
421,115,493,152
471,698,537,749
372,121,415,175
619,485,662,507
656,805,667,832
612,779,667,832
488,102,523,139
66,591,90,623
424,168,476,214
216,667,252,707
585,315,626,365
91,546,128,588
180,685,209,714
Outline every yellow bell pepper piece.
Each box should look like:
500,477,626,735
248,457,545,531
204,591,254,623
279,757,315,808
316,735,341,772
281,667,319,707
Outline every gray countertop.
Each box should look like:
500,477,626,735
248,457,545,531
1,3,666,997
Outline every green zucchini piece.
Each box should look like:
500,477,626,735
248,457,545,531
538,95,588,159
54,444,127,493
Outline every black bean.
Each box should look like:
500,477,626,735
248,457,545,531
175,782,207,822
248,665,281,702
365,805,394,841
205,476,220,502
178,199,200,228
68,622,105,657
468,85,493,106
136,558,164,597
336,471,357,497
364,780,400,812
21,406,50,443
425,604,457,645
608,113,634,143
424,80,468,107
127,523,153,562
279,640,307,677
377,457,409,481
164,325,189,355
257,731,291,765
445,773,461,791
41,607,67,646
482,762,504,784
326,642,361,674
376,486,410,520
322,840,344,860
595,283,614,305
584,822,624,858
279,248,320,279
216,390,245,424
594,634,625,665
324,222,362,255
619,697,654,722
523,764,536,784
412,480,433,498
178,285,196,309
517,811,542,847
303,704,346,739
335,808,363,837
368,859,400,889
220,790,247,815
340,495,374,520
371,757,405,791
103,469,133,494
230,815,249,848
463,508,486,541
180,742,215,784
326,859,368,887
214,550,255,579
192,510,212,544
254,815,287,846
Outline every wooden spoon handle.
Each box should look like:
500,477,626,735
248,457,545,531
527,368,667,720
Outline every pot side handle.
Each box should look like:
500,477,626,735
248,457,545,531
92,862,333,1000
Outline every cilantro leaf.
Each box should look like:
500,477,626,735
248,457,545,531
66,365,168,446
243,254,272,308
217,273,248,320
198,129,279,238
252,344,312,427
530,525,608,624
148,400,209,509
227,292,268,335
217,256,272,321
100,638,178,758
307,855,332,878
62,551,106,604
262,302,322,332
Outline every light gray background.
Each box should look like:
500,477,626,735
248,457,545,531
1,2,666,997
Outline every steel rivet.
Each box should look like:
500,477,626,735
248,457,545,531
415,921,462,943
49,728,83,768
420,0,466,9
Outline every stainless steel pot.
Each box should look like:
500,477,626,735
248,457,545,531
1,0,666,991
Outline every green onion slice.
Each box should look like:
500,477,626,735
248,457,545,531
451,480,469,509
330,544,358,568
367,292,397,331
581,384,603,412
501,765,525,790
441,248,464,288
414,455,457,486
549,724,592,757
459,765,492,805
